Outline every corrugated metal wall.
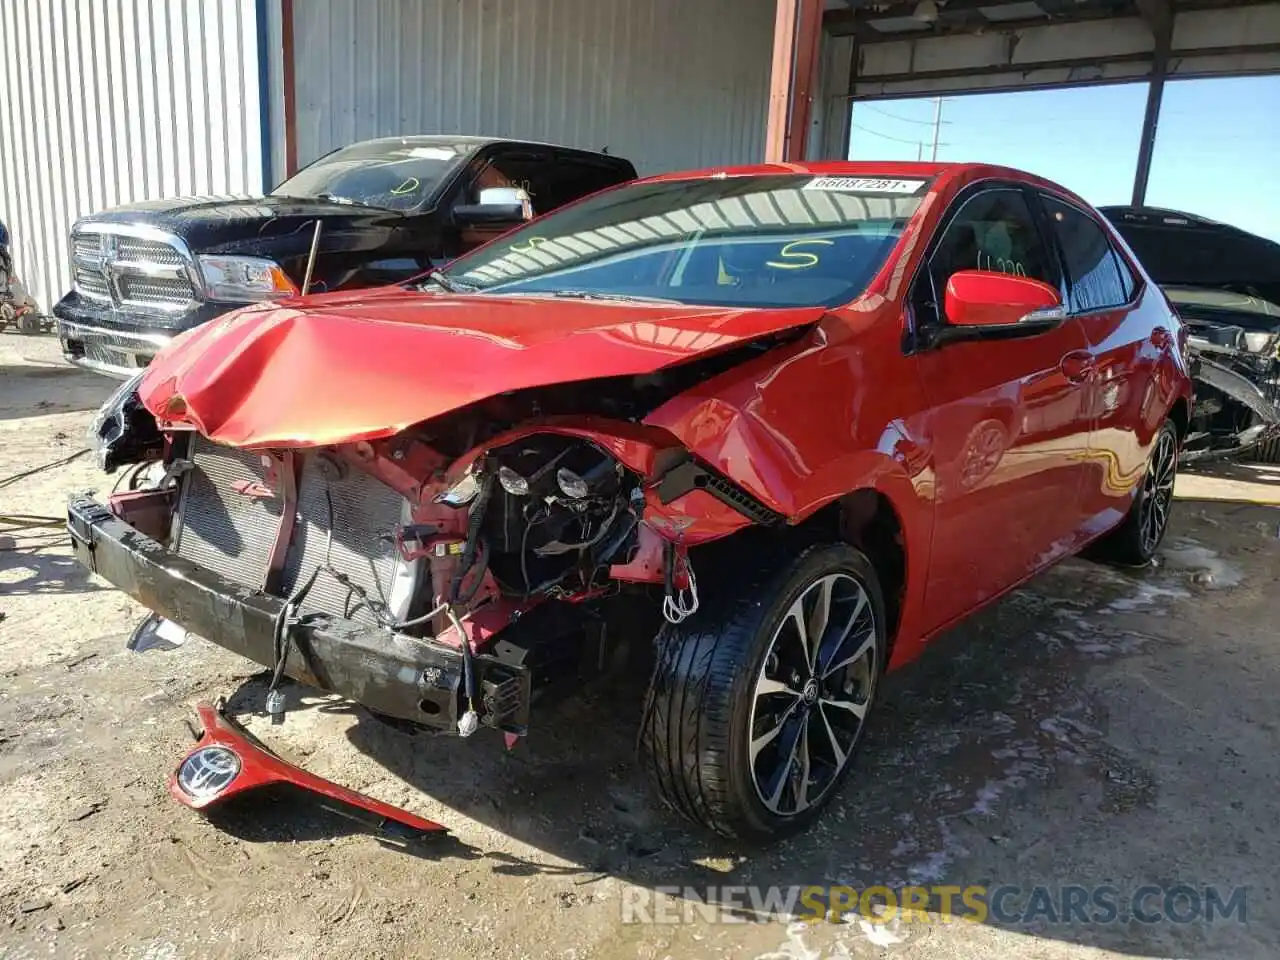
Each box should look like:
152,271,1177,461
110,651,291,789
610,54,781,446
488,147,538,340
0,0,266,316
292,0,775,176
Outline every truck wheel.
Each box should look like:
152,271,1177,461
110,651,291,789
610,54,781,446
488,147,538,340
15,312,42,335
639,542,886,840
1087,418,1178,566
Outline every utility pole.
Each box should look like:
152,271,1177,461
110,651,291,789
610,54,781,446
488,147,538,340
929,97,944,161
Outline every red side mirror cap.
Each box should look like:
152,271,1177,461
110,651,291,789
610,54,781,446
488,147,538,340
945,270,1063,328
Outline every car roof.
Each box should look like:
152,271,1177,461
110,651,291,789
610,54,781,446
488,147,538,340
634,160,1093,207
344,134,624,161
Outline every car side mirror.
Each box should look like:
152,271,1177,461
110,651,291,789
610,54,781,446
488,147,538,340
453,186,534,226
925,270,1066,348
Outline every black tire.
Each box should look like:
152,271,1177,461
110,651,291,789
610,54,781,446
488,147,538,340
1087,418,1179,566
15,312,42,335
639,541,887,840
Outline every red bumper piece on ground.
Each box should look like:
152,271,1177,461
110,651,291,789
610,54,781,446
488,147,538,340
169,701,446,838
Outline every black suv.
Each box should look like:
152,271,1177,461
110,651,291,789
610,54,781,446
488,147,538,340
55,136,636,378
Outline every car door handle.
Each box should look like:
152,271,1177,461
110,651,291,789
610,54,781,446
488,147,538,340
1060,351,1095,383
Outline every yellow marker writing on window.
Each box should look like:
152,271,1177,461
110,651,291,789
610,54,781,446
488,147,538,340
510,236,550,255
391,177,420,196
766,239,835,270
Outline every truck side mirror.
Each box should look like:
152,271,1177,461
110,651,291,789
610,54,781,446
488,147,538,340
453,187,534,226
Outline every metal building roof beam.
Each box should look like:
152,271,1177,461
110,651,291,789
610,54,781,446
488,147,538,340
844,4,1280,98
1132,0,1174,39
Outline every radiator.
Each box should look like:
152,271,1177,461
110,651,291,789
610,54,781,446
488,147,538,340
174,441,281,590
174,436,412,625
279,453,409,623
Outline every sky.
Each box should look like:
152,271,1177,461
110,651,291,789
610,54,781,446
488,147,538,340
847,75,1280,241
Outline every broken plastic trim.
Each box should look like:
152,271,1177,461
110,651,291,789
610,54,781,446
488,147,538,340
170,700,446,839
655,457,786,527
1194,355,1280,426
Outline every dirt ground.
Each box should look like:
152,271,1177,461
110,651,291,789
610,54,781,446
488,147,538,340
1,331,1277,960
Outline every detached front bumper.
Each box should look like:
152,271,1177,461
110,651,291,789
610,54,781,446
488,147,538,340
67,496,530,732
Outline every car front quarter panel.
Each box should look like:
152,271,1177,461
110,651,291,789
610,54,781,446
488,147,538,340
643,311,936,661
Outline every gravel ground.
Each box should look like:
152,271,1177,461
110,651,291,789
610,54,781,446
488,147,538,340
1,331,1277,960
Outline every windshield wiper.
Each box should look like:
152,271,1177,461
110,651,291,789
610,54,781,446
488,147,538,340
547,290,680,305
419,269,475,294
315,193,378,208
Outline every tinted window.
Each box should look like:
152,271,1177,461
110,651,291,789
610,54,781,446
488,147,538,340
438,174,930,309
928,189,1055,305
460,150,556,216
1043,197,1130,312
543,153,634,210
1113,246,1137,302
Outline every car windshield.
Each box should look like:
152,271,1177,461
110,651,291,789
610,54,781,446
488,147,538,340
271,140,481,212
1165,286,1280,318
438,174,930,308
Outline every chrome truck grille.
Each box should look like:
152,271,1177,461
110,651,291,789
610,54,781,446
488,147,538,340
173,437,413,625
70,224,199,313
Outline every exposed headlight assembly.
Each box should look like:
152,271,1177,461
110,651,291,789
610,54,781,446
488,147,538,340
197,255,298,302
86,370,161,472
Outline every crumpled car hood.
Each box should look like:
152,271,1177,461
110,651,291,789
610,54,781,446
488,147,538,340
138,289,825,448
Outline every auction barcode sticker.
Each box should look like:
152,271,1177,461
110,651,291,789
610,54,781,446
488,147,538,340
803,177,927,194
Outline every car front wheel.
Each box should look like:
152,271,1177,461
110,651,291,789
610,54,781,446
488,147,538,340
639,542,887,840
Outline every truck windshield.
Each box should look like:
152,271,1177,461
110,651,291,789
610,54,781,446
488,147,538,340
272,140,480,212
439,174,930,309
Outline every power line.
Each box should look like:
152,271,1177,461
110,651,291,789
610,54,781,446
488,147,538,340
859,102,952,126
851,122,945,148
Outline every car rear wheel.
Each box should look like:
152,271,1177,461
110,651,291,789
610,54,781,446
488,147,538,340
639,542,886,840
1087,418,1179,566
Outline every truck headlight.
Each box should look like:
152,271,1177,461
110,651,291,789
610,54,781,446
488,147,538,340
198,255,298,302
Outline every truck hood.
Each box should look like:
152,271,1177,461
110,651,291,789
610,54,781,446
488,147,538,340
1102,205,1280,307
138,290,826,448
80,195,404,256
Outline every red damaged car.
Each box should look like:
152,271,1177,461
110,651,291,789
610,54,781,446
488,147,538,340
72,162,1192,839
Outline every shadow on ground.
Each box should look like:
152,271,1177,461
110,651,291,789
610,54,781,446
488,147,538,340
0,361,113,421
204,498,1279,958
0,540,105,595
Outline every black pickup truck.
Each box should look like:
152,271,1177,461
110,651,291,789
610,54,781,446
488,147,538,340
55,136,636,378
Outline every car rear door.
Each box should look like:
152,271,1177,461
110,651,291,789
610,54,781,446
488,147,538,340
1038,194,1157,536
912,184,1095,633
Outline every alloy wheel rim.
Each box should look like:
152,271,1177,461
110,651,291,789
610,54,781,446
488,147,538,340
747,573,877,816
1140,430,1177,555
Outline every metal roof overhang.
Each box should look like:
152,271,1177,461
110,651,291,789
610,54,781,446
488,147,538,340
824,0,1280,99
801,0,1280,202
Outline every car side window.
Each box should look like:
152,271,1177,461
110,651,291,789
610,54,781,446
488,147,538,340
1113,245,1137,302
544,153,632,210
1042,196,1132,313
923,188,1055,321
457,150,555,216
